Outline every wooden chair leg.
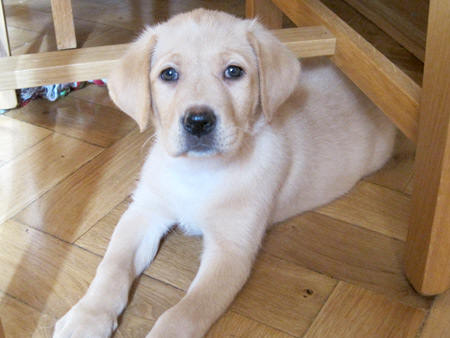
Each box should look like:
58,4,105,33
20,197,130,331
0,0,17,110
404,0,450,296
50,0,76,50
246,0,283,29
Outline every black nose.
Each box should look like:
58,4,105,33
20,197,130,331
183,107,217,137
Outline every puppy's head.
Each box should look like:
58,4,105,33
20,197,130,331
108,9,300,157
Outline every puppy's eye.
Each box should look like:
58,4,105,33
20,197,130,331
160,67,179,81
224,65,244,79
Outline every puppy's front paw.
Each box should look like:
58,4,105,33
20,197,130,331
53,301,117,338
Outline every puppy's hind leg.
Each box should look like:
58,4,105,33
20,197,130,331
53,202,173,338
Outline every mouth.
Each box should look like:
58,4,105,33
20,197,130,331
166,124,241,158
186,148,219,157
182,134,219,157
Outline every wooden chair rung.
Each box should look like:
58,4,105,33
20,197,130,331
0,26,335,91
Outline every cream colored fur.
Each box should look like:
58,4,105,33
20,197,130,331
54,9,395,338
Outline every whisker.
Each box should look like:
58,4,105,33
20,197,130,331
141,132,157,151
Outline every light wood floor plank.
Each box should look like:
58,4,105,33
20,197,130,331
5,3,124,41
0,291,55,338
420,289,450,337
9,21,136,57
74,198,131,255
77,25,138,48
0,220,183,337
0,115,51,163
0,133,102,224
5,0,242,47
8,25,55,56
207,311,294,338
4,4,53,33
8,20,137,55
263,212,432,309
304,282,426,338
3,0,51,15
316,181,410,241
0,219,100,318
68,0,245,32
69,84,118,109
15,128,153,242
115,274,184,337
7,96,136,148
364,132,415,194
145,229,202,291
231,252,337,337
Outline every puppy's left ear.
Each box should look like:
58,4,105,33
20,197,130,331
108,28,157,132
247,21,301,122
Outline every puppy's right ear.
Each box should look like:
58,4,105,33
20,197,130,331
108,29,157,132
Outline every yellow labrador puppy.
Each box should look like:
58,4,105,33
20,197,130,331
54,9,395,338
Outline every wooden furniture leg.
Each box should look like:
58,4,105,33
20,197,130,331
246,0,283,29
404,0,450,296
50,0,76,50
0,0,17,110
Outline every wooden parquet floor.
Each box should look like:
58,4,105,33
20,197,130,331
1,0,449,337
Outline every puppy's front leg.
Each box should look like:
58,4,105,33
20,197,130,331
148,217,267,338
54,203,172,338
